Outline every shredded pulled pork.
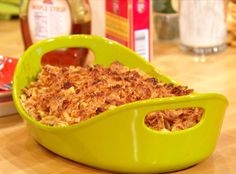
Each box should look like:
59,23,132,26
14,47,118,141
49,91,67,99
20,61,203,131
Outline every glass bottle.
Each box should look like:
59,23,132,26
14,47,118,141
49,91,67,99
179,0,227,54
227,0,236,46
20,0,91,66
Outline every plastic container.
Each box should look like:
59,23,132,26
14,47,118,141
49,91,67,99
20,0,91,66
13,35,228,173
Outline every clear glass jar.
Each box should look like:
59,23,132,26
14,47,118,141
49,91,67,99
179,0,227,54
153,0,179,41
20,0,91,66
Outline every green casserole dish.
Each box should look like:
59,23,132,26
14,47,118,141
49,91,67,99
13,35,228,173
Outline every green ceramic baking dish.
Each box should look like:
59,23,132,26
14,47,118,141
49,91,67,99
12,35,228,173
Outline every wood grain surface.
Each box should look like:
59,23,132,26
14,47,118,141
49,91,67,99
0,20,236,174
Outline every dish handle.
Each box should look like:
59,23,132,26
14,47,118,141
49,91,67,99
23,34,155,71
131,93,228,132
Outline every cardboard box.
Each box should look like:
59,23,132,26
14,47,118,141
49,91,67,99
105,0,152,61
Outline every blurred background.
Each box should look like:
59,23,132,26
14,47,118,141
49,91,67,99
0,0,235,57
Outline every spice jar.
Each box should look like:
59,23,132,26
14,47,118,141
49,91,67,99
179,0,227,54
20,0,91,66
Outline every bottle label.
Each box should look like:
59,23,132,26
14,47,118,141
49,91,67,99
28,0,72,43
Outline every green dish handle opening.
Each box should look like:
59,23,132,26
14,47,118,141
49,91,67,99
127,93,228,134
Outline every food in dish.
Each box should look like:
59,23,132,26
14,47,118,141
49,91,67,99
20,61,203,131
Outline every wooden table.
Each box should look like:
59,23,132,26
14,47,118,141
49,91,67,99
1,20,236,174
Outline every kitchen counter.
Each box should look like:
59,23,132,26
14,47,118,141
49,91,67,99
0,20,236,174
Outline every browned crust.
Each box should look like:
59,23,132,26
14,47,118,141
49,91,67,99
20,61,203,131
